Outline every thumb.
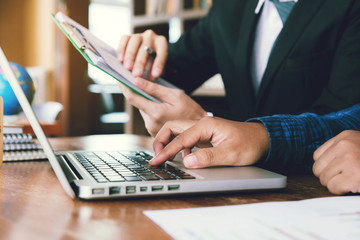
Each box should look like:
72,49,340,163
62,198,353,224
135,77,176,101
183,148,218,168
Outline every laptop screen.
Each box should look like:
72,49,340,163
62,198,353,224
0,47,75,198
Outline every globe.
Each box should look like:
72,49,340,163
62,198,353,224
0,62,35,115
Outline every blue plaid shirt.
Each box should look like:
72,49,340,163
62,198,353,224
248,104,360,174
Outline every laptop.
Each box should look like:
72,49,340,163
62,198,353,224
0,47,286,199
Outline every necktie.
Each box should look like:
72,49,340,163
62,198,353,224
270,0,296,24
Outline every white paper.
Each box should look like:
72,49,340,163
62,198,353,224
144,196,360,240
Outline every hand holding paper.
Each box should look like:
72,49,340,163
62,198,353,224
52,11,177,103
117,29,168,81
118,77,207,136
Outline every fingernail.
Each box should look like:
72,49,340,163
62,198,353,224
133,67,142,76
125,60,133,69
152,67,161,77
184,155,198,168
118,53,123,62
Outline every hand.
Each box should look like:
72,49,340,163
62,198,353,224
117,30,168,81
313,130,360,195
118,77,207,136
150,117,270,169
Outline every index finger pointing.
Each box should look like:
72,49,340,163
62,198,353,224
153,120,196,154
151,123,210,165
150,132,194,165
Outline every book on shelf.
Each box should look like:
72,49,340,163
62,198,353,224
3,124,24,134
3,129,47,162
144,0,209,16
184,0,209,10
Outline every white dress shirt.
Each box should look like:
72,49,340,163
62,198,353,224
251,0,297,93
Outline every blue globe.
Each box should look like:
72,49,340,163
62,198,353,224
0,62,35,115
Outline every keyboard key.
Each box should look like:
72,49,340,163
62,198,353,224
139,173,161,180
95,178,108,183
107,176,125,182
156,172,177,180
124,176,142,181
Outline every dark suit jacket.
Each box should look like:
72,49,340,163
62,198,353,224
163,0,360,121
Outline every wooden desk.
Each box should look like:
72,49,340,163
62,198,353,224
0,134,334,240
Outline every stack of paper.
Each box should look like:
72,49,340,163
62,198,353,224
144,196,360,239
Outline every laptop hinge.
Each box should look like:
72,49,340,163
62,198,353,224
57,154,83,182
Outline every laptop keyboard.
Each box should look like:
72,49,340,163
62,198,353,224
73,151,195,183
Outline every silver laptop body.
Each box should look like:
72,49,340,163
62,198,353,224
0,47,286,200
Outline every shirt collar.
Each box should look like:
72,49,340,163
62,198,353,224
255,0,298,14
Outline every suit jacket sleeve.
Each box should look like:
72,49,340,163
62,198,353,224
310,2,360,114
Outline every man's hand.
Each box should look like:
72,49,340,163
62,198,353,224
118,77,207,136
151,117,270,169
117,30,168,81
313,130,360,195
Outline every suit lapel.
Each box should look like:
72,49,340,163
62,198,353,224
234,1,261,60
256,0,326,105
233,0,262,114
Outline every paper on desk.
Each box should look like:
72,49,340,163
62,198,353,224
144,196,360,240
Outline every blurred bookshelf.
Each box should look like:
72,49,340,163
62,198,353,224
88,0,224,135
132,0,210,42
88,0,211,51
